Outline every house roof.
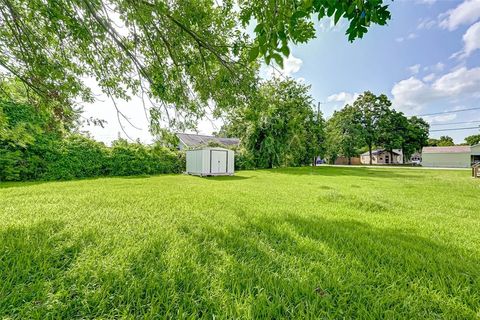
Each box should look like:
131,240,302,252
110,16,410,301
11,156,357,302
177,133,240,148
422,146,471,154
361,149,402,156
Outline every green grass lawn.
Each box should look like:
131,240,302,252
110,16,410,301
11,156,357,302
1,166,479,319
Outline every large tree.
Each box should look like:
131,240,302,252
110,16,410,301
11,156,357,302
402,116,429,163
352,91,391,165
325,105,363,165
0,0,391,131
376,108,408,162
221,78,324,168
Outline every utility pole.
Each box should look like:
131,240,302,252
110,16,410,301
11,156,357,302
317,101,321,122
313,101,322,167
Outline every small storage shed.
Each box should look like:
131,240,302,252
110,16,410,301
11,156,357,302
186,147,234,176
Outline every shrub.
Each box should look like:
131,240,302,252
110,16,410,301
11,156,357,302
43,135,109,180
1,101,183,182
109,139,183,176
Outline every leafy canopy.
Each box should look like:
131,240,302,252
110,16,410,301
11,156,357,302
221,78,325,168
465,134,480,146
325,104,363,163
0,0,391,130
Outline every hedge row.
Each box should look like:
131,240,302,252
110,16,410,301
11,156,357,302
1,135,184,182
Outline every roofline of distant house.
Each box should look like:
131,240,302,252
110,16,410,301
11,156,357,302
361,149,402,156
176,132,239,140
176,132,240,148
422,145,473,154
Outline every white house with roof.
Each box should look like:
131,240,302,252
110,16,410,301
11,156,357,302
360,149,403,165
421,145,480,168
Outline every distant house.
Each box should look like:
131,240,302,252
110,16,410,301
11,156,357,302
360,149,403,165
422,144,480,168
176,133,240,150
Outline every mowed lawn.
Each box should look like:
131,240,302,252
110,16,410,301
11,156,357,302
1,167,479,319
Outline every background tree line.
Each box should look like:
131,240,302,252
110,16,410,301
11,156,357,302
325,92,430,165
427,135,480,147
3,74,477,181
221,86,431,168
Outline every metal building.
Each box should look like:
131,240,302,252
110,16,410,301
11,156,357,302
186,147,234,176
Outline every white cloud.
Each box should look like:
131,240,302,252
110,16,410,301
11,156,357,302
417,17,436,30
391,77,438,113
416,0,437,4
457,21,480,58
433,62,445,72
432,66,480,95
424,113,457,123
391,66,480,113
408,64,421,75
324,92,360,117
439,0,480,30
396,33,418,43
263,54,303,79
423,73,436,82
282,55,303,76
326,92,359,105
423,62,445,72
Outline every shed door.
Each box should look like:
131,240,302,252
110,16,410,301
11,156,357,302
210,150,227,174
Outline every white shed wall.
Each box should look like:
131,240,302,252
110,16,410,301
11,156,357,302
422,152,471,168
186,148,234,176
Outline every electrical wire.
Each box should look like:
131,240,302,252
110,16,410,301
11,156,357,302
415,107,480,117
430,120,480,126
430,126,480,132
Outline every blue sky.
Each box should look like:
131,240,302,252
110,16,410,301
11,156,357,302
83,0,480,144
283,0,480,143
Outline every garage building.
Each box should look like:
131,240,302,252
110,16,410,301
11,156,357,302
421,144,480,168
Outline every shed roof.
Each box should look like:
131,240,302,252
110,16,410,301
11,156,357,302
361,149,402,156
177,133,240,148
422,146,471,154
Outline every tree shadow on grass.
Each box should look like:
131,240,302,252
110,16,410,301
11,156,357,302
271,166,423,179
72,215,480,318
203,175,252,181
0,221,94,318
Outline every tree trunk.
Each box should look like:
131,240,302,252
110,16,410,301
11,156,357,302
368,145,373,165
348,156,352,165
390,151,393,164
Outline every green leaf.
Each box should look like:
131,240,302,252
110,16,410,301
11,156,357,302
272,53,284,68
326,6,335,17
291,10,308,21
248,46,260,62
254,23,264,33
265,54,272,65
334,9,343,25
280,45,290,57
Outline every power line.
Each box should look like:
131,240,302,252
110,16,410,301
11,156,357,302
415,107,480,117
430,120,480,126
430,126,480,132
